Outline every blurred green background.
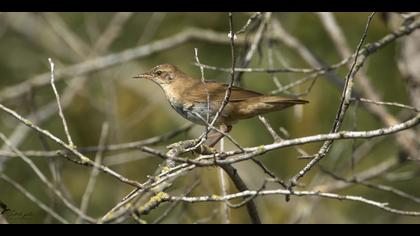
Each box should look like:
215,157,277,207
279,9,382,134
0,12,419,224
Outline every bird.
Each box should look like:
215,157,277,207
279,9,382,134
134,64,308,147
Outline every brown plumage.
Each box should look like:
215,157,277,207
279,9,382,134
134,64,308,146
183,81,307,124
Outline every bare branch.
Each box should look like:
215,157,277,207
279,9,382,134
321,168,420,205
193,63,321,74
350,97,419,112
235,12,271,82
152,179,200,224
48,58,75,147
197,114,420,166
94,12,133,54
0,102,143,189
236,12,262,35
168,188,420,217
220,164,261,224
218,138,230,224
76,123,109,224
0,125,192,159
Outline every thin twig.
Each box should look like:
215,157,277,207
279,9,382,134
188,111,244,151
350,97,419,112
168,188,420,217
76,122,109,224
251,158,288,189
193,63,322,74
48,58,74,147
152,179,200,224
258,115,282,142
323,158,400,192
0,125,192,158
194,48,211,126
321,168,420,204
258,116,310,158
236,12,262,35
210,13,237,128
235,12,271,82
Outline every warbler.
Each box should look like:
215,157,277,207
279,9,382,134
134,64,308,146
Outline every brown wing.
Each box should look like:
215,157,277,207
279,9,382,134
185,81,263,103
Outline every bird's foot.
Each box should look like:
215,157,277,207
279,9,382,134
166,139,199,150
195,144,218,155
166,138,203,157
166,138,218,155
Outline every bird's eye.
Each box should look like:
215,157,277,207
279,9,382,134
156,70,162,76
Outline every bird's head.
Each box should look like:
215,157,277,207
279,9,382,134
133,64,181,85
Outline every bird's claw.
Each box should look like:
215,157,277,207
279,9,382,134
166,138,200,150
195,144,218,155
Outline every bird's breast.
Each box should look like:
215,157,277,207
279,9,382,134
168,99,217,126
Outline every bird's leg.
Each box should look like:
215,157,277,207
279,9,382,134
206,124,232,147
194,125,232,155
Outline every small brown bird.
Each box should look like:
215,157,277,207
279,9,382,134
134,64,308,147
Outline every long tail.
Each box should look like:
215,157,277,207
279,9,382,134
263,96,309,106
236,96,308,118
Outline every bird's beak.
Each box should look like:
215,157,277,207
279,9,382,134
132,72,152,79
